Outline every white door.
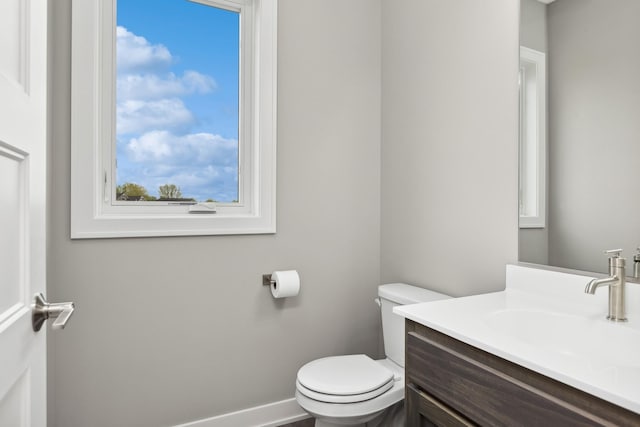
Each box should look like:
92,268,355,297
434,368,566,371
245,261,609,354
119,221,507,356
0,0,48,425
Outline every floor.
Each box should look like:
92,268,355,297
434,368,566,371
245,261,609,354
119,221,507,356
278,417,314,427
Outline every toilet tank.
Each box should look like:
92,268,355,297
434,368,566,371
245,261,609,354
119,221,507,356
378,283,451,367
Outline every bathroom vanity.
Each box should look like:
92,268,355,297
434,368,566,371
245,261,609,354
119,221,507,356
404,320,637,426
395,265,640,426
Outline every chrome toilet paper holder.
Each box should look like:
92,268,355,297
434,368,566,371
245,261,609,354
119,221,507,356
262,274,275,286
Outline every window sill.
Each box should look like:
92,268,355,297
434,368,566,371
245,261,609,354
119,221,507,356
70,212,276,239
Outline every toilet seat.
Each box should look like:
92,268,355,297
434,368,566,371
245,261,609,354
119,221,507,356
296,379,393,404
296,355,395,404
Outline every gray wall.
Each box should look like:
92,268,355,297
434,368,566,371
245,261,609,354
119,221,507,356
49,0,523,425
48,1,381,426
518,0,549,266
520,0,547,52
547,0,640,273
380,0,520,296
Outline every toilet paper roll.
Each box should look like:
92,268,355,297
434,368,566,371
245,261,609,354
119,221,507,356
271,270,300,298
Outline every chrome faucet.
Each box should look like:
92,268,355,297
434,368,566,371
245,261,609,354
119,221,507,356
585,249,627,322
633,247,640,279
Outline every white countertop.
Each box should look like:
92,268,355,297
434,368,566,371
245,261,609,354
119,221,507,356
394,264,640,414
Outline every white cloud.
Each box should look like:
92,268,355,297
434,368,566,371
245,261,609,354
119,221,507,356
115,27,217,136
118,71,216,101
117,99,194,135
120,131,239,201
117,26,172,72
125,130,237,165
125,130,173,161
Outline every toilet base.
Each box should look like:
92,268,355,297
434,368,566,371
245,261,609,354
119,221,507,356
312,401,404,427
314,419,365,427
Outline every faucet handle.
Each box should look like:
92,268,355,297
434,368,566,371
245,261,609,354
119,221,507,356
604,249,624,258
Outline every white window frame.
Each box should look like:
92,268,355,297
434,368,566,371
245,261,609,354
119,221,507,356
70,0,277,238
519,46,546,229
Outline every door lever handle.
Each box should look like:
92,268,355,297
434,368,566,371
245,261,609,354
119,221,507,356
32,293,75,331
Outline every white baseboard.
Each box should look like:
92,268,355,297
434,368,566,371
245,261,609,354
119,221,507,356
173,398,311,427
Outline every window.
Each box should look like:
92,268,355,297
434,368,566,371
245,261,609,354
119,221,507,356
519,47,546,229
71,0,277,238
115,2,241,205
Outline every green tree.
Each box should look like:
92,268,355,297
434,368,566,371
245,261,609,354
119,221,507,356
158,184,182,199
116,182,156,201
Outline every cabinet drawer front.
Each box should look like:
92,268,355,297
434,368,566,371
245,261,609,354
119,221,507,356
407,330,618,426
406,382,476,427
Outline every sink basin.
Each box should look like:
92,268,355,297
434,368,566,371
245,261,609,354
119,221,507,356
485,309,640,371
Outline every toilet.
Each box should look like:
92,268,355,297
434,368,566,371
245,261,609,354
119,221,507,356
295,283,451,427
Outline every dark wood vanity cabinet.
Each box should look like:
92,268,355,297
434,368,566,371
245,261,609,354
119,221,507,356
405,320,640,427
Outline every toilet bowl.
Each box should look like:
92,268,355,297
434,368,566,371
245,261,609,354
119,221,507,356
295,357,403,426
295,283,451,427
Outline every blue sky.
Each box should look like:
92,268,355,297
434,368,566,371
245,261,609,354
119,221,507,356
116,0,240,202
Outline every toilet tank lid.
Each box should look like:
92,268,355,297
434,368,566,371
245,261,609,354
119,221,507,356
378,283,451,305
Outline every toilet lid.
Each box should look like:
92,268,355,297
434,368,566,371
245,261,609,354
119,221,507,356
297,355,394,396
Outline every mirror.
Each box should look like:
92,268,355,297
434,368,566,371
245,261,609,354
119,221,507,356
519,0,640,277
